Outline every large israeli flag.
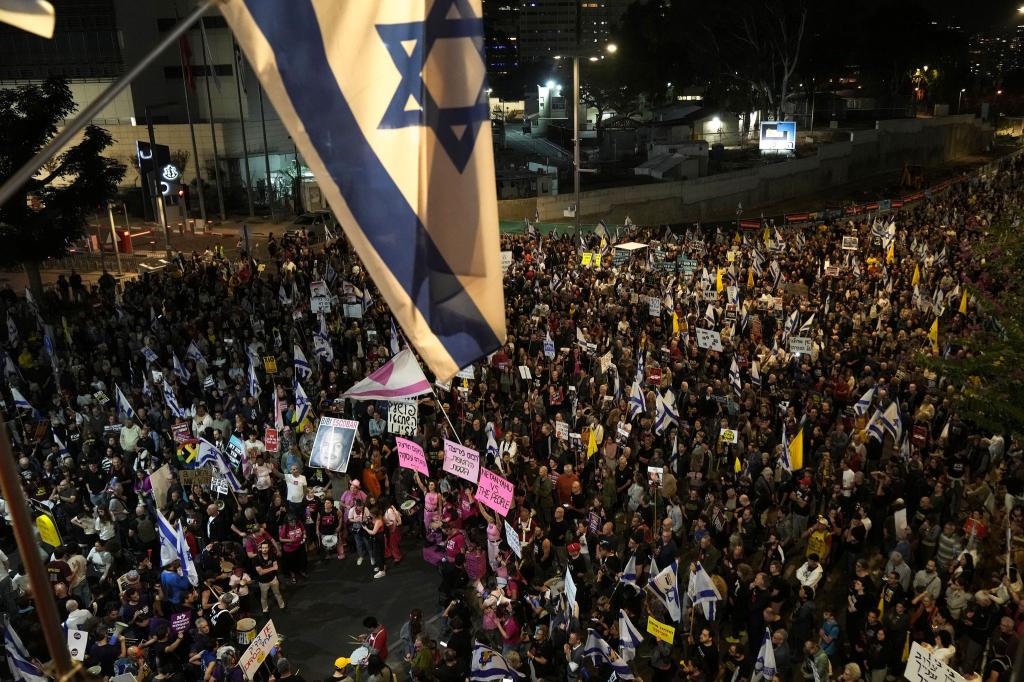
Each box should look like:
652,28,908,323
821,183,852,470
221,0,506,382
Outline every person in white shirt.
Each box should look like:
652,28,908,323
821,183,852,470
284,464,307,516
119,418,142,453
64,599,92,631
192,404,213,438
796,554,824,590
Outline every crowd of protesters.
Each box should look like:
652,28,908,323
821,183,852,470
2,151,1024,682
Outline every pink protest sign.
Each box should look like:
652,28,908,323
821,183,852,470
396,437,429,476
476,468,514,516
442,439,480,483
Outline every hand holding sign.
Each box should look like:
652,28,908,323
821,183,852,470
396,437,429,476
476,468,514,516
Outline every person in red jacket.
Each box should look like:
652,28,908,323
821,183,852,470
361,616,388,661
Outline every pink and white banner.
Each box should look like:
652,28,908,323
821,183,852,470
476,468,514,516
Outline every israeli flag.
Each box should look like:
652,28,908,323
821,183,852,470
686,561,721,621
142,374,154,400
648,558,681,622
278,282,292,305
4,617,46,682
155,508,198,585
10,386,31,412
595,220,608,241
247,359,262,398
197,439,243,492
798,313,815,335
485,421,498,460
780,422,791,472
313,315,334,363
619,554,638,586
628,380,646,421
172,353,191,383
53,431,69,457
469,644,521,681
854,387,874,417
729,357,742,396
6,314,18,348
389,317,402,356
583,630,635,680
750,360,761,388
293,381,312,425
162,381,186,419
115,385,136,422
882,401,903,441
783,310,800,339
866,408,886,442
654,390,678,435
141,346,159,364
293,343,313,381
1,352,21,384
618,610,644,663
752,628,777,682
635,347,645,384
186,341,207,366
220,0,506,383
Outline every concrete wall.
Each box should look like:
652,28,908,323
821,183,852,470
501,115,993,225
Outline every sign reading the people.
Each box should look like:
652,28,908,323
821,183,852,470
443,440,480,483
387,400,418,436
476,468,514,516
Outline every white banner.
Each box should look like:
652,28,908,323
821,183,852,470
904,643,966,682
695,328,723,352
240,619,279,680
387,400,418,436
789,336,812,354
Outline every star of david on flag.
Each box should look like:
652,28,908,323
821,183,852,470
220,0,506,382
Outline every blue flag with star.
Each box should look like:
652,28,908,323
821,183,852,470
222,0,506,383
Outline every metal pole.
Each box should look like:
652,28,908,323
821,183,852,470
178,32,208,230
293,141,302,214
0,419,76,677
573,55,581,236
0,0,215,209
258,82,274,221
146,107,172,257
809,78,816,136
200,23,227,221
107,204,123,276
233,37,255,218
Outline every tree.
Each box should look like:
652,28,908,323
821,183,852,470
923,205,1024,436
0,77,125,303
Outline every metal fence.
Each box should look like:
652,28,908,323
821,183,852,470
39,252,155,274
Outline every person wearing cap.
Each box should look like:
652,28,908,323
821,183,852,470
331,656,355,681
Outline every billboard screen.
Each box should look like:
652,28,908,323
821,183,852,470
759,121,797,151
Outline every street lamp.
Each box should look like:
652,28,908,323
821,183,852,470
958,88,966,113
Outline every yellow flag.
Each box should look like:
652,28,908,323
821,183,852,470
747,267,755,288
734,456,742,474
789,427,804,470
911,263,920,286
716,268,724,293
763,225,771,248
959,290,968,314
886,241,895,264
928,317,939,353
587,427,598,459
672,311,680,336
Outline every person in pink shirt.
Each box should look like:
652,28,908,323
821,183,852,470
443,523,465,562
338,479,367,560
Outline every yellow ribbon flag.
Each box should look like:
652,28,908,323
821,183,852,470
959,290,968,314
763,225,771,248
586,427,598,459
716,268,724,293
886,241,895,264
747,267,755,288
789,427,804,470
672,311,680,336
911,263,920,286
928,317,939,354
734,456,742,474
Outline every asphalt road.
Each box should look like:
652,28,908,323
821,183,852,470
262,545,441,680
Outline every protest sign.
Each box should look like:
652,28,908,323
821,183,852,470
171,422,191,444
443,440,480,483
580,252,593,266
588,511,601,534
500,251,513,273
648,466,664,487
476,468,514,516
842,236,859,250
648,297,661,316
342,303,363,318
647,616,676,644
720,428,738,444
170,611,191,634
456,365,475,380
789,336,812,354
240,619,279,680
264,427,279,453
226,435,245,468
504,520,522,558
308,417,359,472
555,421,569,441
387,400,418,436
179,468,213,486
695,328,723,351
564,566,577,607
67,629,88,661
396,437,429,476
904,643,966,682
262,356,278,374
518,365,533,380
647,367,663,385
150,464,173,509
599,352,613,373
310,280,331,313
211,476,230,495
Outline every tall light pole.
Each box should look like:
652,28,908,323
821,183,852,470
958,88,966,114
564,43,617,237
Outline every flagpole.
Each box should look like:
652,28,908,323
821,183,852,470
0,420,75,676
178,29,208,228
0,0,217,209
199,20,227,221
258,82,275,221
232,36,255,218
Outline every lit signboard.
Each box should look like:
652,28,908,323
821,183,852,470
759,120,797,151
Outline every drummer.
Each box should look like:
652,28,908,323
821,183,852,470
358,616,388,661
317,498,343,560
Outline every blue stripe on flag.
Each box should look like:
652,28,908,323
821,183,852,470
244,0,500,368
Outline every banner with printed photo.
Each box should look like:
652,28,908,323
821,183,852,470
308,417,359,472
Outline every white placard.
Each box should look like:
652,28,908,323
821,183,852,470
443,440,481,483
456,365,475,380
67,629,88,661
599,351,613,374
695,328,723,352
648,297,661,316
895,508,908,537
904,643,966,682
842,236,859,251
240,619,279,680
500,250,513,274
789,336,812,354
504,520,522,558
518,365,532,380
720,428,738,444
310,280,331,313
555,421,569,441
564,565,577,607
387,400,418,436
